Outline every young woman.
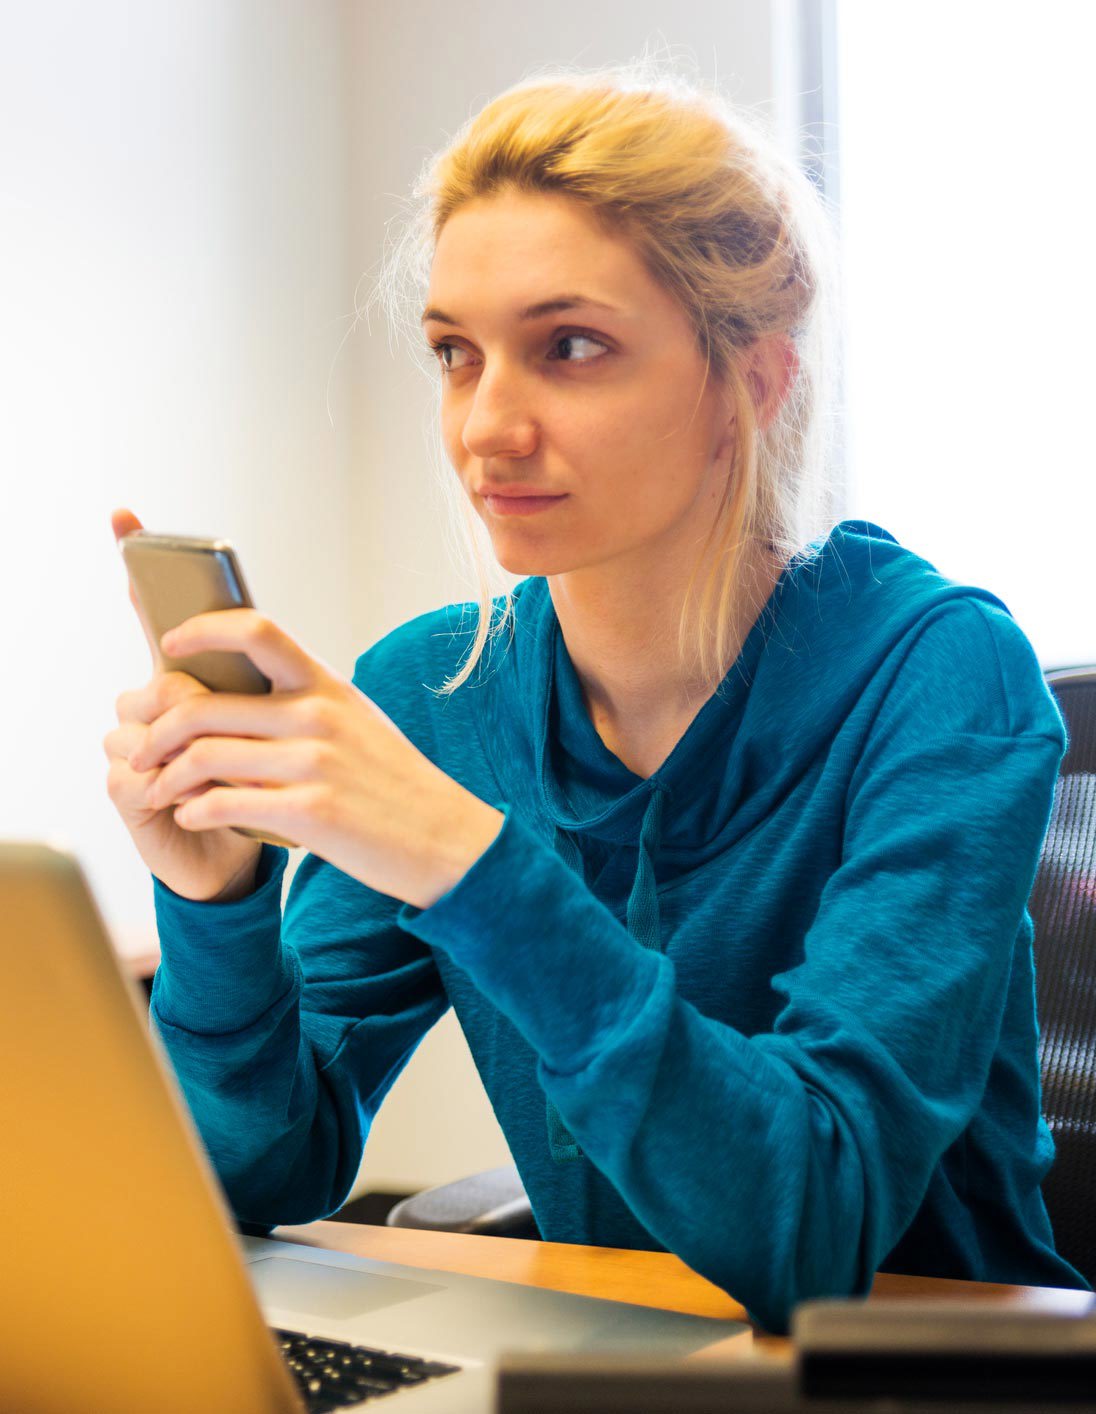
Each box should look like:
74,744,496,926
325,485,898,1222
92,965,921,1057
104,63,1089,1333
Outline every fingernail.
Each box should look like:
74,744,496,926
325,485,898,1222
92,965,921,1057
161,630,178,652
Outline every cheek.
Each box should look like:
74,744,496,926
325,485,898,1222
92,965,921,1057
560,394,656,471
586,397,709,493
439,400,463,456
596,376,700,458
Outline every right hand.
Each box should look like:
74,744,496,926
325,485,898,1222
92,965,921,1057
104,508,264,903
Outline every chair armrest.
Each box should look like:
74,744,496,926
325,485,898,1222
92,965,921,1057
386,1164,538,1238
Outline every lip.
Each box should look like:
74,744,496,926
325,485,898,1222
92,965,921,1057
479,489,569,518
476,485,566,498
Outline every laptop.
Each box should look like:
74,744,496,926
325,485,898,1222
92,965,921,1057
0,841,748,1412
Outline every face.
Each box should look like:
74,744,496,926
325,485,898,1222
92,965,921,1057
421,189,745,582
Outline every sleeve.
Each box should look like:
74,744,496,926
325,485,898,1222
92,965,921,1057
394,601,1066,1333
148,643,450,1229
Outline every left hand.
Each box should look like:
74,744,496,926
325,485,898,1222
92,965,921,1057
127,609,504,909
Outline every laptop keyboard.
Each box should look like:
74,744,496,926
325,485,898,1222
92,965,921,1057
272,1327,461,1410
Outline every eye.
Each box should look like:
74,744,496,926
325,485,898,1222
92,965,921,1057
425,330,611,375
427,339,472,374
547,332,610,365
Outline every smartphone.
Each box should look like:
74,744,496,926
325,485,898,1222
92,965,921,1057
119,531,295,849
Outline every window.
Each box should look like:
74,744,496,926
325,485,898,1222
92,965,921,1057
835,0,1096,667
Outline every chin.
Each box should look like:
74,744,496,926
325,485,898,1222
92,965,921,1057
491,541,582,578
494,549,558,576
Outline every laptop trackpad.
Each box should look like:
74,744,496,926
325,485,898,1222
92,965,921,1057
248,1256,443,1321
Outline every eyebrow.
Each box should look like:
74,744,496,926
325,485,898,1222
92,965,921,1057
420,294,620,327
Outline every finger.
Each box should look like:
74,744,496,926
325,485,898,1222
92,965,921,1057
104,720,186,807
172,783,307,835
175,782,217,804
102,722,176,774
107,759,194,816
111,507,144,540
160,609,322,694
116,670,212,727
148,737,322,809
131,686,320,771
105,735,165,814
103,720,144,763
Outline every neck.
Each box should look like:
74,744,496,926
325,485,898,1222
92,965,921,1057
546,534,782,747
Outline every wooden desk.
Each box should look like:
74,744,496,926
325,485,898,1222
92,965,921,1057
271,1220,1093,1359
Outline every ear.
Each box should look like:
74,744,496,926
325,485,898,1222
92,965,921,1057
746,333,799,432
712,333,800,462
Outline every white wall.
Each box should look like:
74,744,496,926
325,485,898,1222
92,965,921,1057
1,0,787,1198
1,0,356,923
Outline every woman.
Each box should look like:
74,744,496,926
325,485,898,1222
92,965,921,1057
104,62,1089,1333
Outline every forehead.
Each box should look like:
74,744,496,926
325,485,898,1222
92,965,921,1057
426,190,656,309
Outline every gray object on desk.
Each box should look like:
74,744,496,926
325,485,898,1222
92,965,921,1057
497,1294,1096,1411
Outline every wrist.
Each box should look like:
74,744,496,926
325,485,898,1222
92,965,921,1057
417,790,504,910
207,846,264,903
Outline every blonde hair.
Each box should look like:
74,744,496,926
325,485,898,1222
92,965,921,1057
372,52,842,697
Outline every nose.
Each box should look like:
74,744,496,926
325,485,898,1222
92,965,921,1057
459,359,539,461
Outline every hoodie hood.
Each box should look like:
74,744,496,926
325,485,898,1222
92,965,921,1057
474,520,1013,1160
483,521,1012,957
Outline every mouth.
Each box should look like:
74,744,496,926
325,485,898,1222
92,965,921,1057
481,492,569,518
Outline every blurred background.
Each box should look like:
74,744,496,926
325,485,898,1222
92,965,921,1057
2,0,1093,1215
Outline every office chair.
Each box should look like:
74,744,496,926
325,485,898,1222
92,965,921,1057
390,667,1096,1274
1029,666,1096,1285
385,1164,537,1238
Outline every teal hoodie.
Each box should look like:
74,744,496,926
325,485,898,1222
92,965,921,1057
149,521,1090,1333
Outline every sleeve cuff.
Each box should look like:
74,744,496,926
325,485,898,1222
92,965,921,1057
397,802,517,934
152,840,286,906
151,843,297,1032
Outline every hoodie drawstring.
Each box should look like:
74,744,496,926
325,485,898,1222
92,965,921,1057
545,783,669,1161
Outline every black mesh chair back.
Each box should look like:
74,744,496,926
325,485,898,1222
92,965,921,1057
1029,667,1096,1285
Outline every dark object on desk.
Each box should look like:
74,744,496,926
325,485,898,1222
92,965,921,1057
1032,666,1096,1286
795,1294,1096,1404
495,1356,1096,1412
497,1293,1096,1411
